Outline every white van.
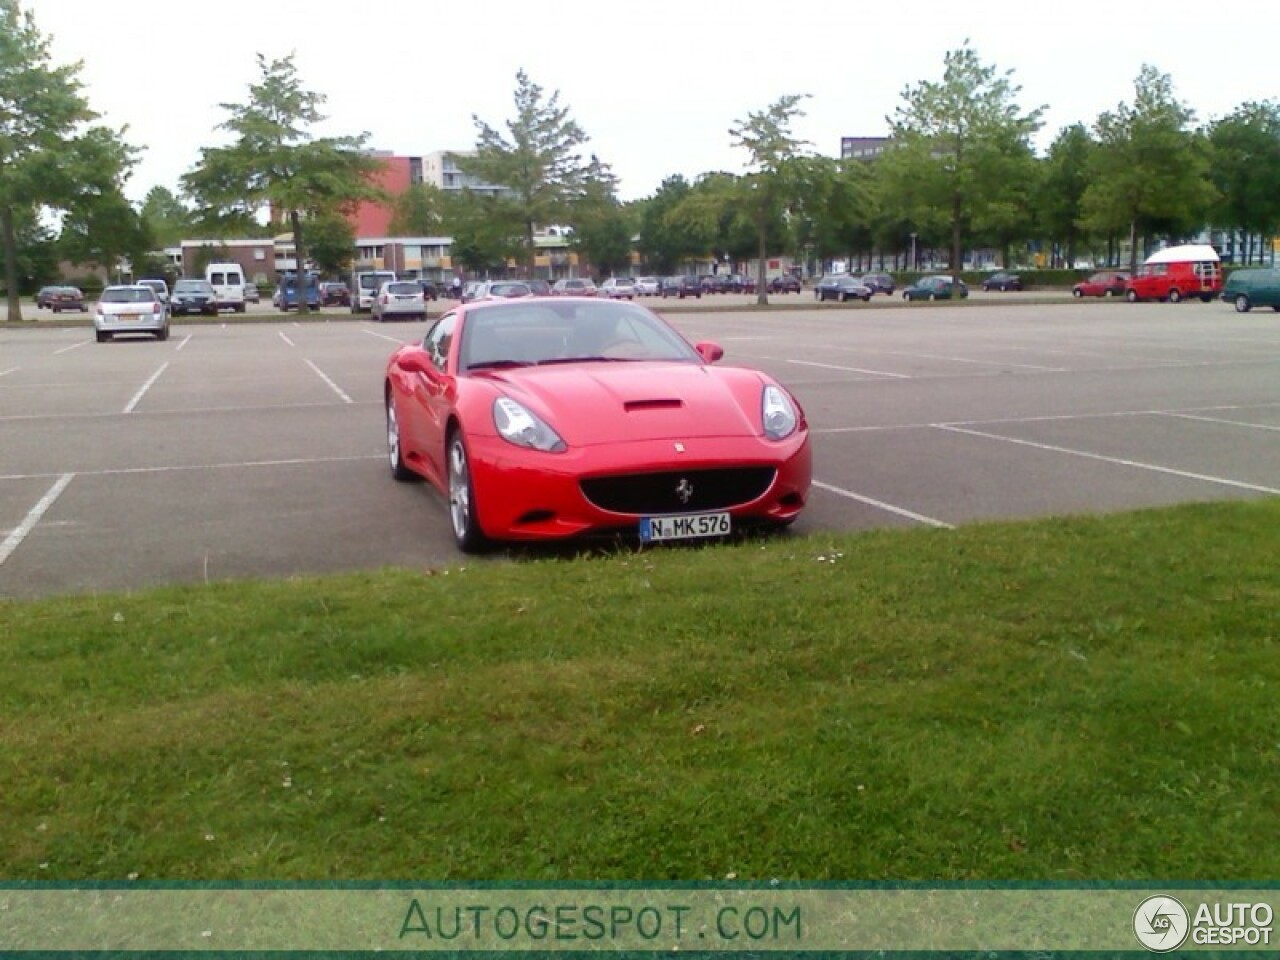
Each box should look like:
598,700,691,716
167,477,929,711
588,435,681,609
351,270,397,313
205,262,246,313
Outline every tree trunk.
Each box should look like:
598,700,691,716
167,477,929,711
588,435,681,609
2,206,21,325
755,214,769,306
526,220,536,279
1128,221,1139,275
950,191,963,282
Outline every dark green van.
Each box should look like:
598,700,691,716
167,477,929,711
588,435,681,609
1222,268,1280,313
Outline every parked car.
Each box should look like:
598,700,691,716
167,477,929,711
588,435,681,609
94,284,169,342
170,278,219,316
40,286,86,313
814,276,872,302
319,282,351,307
1221,268,1280,313
856,273,895,296
599,277,637,300
351,270,398,313
660,276,702,299
383,296,811,552
471,281,534,301
277,273,320,312
769,274,802,294
1125,244,1222,303
902,275,969,301
372,280,428,321
1072,271,1130,298
699,275,726,294
242,282,261,304
36,285,61,309
982,271,1022,292
552,278,598,297
633,276,661,296
526,279,553,297
138,278,170,310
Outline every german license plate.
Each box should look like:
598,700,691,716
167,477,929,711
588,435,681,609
639,512,731,543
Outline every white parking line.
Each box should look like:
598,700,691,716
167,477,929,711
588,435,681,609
935,424,1280,495
784,359,912,379
123,362,170,414
279,331,296,347
863,348,1066,372
812,479,954,528
0,454,382,483
363,329,406,344
0,472,74,568
1161,412,1280,433
305,359,353,403
53,340,89,355
176,334,193,351
0,367,17,378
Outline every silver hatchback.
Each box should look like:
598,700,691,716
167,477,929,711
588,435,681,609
372,281,427,322
95,285,169,342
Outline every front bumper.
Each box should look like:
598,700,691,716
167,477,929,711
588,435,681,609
465,433,812,542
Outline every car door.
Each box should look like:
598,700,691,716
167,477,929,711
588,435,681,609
404,312,458,485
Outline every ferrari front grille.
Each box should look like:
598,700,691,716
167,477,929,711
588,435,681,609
580,467,776,515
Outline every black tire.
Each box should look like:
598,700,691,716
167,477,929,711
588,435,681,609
1199,294,1213,303
1126,289,1139,303
156,326,169,342
96,331,110,343
839,292,848,302
386,391,419,483
929,293,937,302
1234,295,1251,313
447,427,489,554
1168,288,1182,304
902,292,910,301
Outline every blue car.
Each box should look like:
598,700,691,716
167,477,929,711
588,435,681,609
276,273,320,312
902,275,968,301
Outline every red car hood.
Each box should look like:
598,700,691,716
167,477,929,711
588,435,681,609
480,362,769,446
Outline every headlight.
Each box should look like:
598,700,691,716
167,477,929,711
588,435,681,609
762,384,798,440
493,396,566,453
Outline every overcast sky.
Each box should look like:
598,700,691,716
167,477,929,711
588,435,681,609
30,0,1280,206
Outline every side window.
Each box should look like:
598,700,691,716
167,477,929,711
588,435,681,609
423,313,457,371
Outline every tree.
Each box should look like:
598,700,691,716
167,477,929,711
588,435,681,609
304,209,356,278
57,187,154,282
1206,101,1280,264
140,186,195,249
730,94,812,304
568,162,635,279
0,0,137,321
182,54,383,282
389,183,449,237
461,70,604,276
1081,65,1217,272
446,190,523,276
887,42,1044,278
636,176,707,274
1037,124,1096,268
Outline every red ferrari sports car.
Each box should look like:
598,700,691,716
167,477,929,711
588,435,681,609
384,297,811,552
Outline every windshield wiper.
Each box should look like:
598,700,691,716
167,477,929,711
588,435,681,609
537,355,644,365
466,359,535,371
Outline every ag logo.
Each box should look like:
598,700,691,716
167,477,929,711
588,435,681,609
1133,895,1190,952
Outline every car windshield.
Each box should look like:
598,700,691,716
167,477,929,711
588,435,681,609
387,283,420,295
460,300,700,371
174,282,207,292
102,288,155,303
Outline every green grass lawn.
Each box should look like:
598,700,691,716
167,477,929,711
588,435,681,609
2,501,1278,882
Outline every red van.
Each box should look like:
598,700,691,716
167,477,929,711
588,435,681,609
1125,245,1222,303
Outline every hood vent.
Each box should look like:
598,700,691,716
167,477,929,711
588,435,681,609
624,398,684,412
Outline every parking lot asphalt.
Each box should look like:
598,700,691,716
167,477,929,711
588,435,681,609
3,296,1279,598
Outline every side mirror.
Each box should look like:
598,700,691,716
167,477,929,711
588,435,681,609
397,350,434,375
695,341,724,364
